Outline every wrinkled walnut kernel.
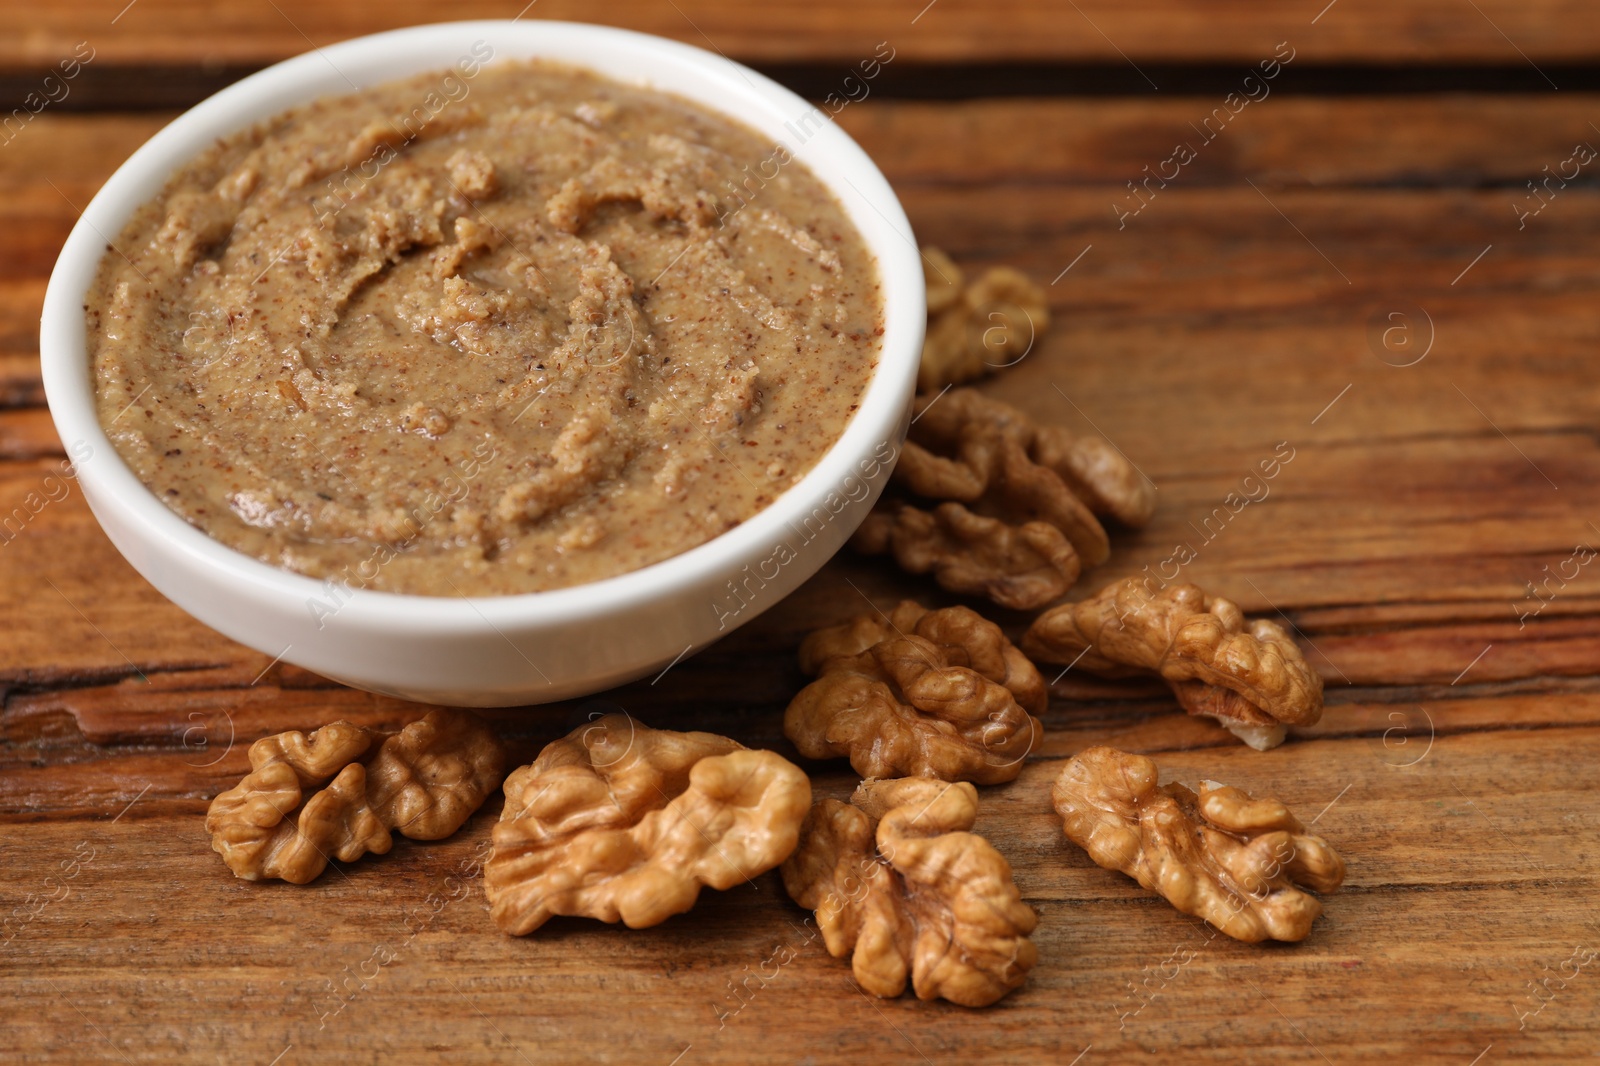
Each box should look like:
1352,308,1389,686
1022,577,1323,749
484,715,810,935
903,389,1108,565
964,266,1050,371
1031,424,1156,528
782,777,1038,1006
919,302,978,393
857,389,1152,610
1052,746,1345,942
786,600,1044,784
205,709,505,883
852,501,1081,611
916,248,1051,393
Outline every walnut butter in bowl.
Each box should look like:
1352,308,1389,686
41,22,923,705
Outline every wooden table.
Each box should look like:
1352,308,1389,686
4,3,1598,1063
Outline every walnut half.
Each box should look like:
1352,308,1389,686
917,247,1051,394
1022,577,1323,750
1052,746,1345,942
786,600,1045,785
782,777,1038,1006
852,501,1082,612
855,389,1153,611
484,714,811,935
205,709,506,884
898,388,1110,567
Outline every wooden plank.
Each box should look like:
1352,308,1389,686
0,414,1595,687
0,354,44,408
3,85,1599,1066
8,654,1600,805
0,729,1593,1063
3,185,1595,676
11,94,1600,215
838,96,1600,187
0,408,61,460
6,96,1600,410
5,0,1600,73
0,459,250,682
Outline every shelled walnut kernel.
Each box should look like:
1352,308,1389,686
205,709,505,884
782,776,1038,1006
1053,746,1345,942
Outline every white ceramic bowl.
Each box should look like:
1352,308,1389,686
41,20,922,706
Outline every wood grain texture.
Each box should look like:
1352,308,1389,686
5,0,1600,70
3,30,1599,1066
